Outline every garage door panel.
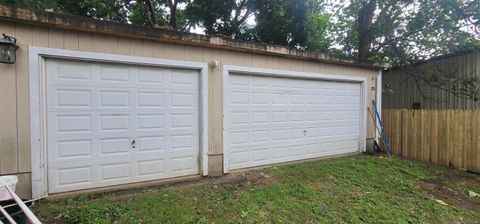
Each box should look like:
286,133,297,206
53,166,93,187
99,137,131,155
46,59,201,194
251,111,269,124
100,115,130,131
137,67,165,84
99,90,131,108
170,157,197,173
252,149,269,162
227,73,362,170
48,115,95,138
48,138,93,161
136,136,164,152
230,111,249,125
230,91,249,105
137,114,164,130
138,159,165,176
47,86,92,109
271,147,288,158
171,133,197,149
170,70,198,84
171,114,197,128
48,60,92,82
271,92,289,105
230,151,249,165
99,65,130,82
100,162,131,181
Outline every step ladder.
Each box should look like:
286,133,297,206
372,100,393,158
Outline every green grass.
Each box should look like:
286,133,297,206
35,155,480,223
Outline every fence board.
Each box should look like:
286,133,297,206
382,109,480,172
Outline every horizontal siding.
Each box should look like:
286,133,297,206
0,22,379,198
383,51,480,109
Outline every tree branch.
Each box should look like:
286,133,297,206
142,0,160,28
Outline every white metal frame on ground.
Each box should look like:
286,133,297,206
222,65,368,173
29,47,209,198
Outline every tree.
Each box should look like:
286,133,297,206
127,0,192,30
2,0,331,47
305,0,331,51
328,0,480,101
186,0,331,48
3,0,478,100
252,0,309,48
186,0,257,39
332,0,479,63
127,0,167,28
0,0,129,22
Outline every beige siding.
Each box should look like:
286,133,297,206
15,24,33,173
0,22,17,176
0,22,380,198
383,51,480,109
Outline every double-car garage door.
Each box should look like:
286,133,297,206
43,58,363,194
225,73,362,170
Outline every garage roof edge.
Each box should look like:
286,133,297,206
0,5,386,70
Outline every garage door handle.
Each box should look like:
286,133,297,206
131,139,136,149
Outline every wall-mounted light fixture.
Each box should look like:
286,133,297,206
210,60,219,68
0,34,19,64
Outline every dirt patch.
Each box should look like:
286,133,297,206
209,169,281,191
307,182,323,191
418,179,480,210
441,172,480,189
52,168,281,202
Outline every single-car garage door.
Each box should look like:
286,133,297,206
225,73,362,170
46,59,201,193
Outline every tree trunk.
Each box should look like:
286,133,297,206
168,0,178,30
143,0,159,27
357,0,376,60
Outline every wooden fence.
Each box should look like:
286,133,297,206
381,109,480,172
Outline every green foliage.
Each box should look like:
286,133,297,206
253,0,309,48
2,0,478,99
38,197,139,224
332,0,479,64
305,11,331,51
127,1,168,27
305,0,332,51
0,0,61,11
2,0,476,58
186,0,257,38
36,155,480,223
0,0,129,22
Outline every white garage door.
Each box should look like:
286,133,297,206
46,59,200,193
226,73,362,170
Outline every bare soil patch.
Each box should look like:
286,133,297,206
442,171,480,189
418,179,480,210
208,169,281,191
58,168,281,202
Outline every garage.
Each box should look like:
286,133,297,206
223,67,366,171
0,6,384,199
29,48,208,195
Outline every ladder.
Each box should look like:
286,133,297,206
372,100,393,158
0,178,41,224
